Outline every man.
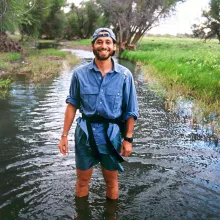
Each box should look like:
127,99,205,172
58,28,138,203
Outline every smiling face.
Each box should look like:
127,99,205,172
92,31,116,60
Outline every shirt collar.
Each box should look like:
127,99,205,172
88,58,120,73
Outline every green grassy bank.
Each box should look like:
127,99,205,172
0,48,80,88
120,37,220,114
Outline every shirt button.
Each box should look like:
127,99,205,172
118,93,120,95
93,128,95,131
99,77,102,80
100,101,102,104
101,89,103,92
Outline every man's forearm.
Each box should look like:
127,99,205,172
125,117,134,138
62,104,77,135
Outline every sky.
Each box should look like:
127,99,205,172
66,0,210,35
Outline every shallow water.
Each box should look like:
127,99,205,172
0,50,219,220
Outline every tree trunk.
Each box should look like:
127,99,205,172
118,19,124,55
131,32,143,45
216,31,220,43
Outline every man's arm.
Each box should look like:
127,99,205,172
125,117,134,138
58,103,77,155
121,117,134,157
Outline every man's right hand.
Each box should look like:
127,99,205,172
58,137,69,155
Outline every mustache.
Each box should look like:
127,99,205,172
98,48,109,51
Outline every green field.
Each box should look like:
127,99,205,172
121,37,220,114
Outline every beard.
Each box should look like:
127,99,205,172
93,49,115,60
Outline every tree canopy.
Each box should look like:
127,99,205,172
0,0,33,32
0,0,66,39
64,1,103,39
39,0,66,39
98,0,185,53
1,0,187,52
192,0,220,43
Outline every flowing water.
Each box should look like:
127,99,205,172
0,50,219,220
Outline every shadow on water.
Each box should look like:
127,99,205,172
0,49,219,219
36,42,60,49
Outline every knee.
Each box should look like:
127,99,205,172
105,179,118,189
77,176,90,187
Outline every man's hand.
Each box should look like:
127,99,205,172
58,104,76,155
58,137,69,155
120,140,132,157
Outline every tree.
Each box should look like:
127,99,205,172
97,0,185,54
64,1,104,40
203,21,220,43
191,24,206,38
19,0,51,40
40,0,66,39
0,0,67,41
0,0,32,32
84,1,102,38
0,0,35,52
191,0,220,43
64,8,80,40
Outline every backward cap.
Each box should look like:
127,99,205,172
92,27,116,43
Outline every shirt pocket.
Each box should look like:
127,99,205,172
80,86,99,112
106,88,122,112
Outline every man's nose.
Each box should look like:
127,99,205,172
101,42,108,48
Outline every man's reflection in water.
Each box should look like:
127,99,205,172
74,196,118,220
102,197,118,220
74,195,90,219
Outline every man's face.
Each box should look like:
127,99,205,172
92,32,116,60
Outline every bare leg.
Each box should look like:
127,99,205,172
101,167,118,199
76,167,93,197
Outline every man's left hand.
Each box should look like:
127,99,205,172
120,140,132,157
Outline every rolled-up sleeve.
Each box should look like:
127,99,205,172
122,71,139,121
65,71,80,108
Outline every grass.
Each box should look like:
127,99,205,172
38,39,57,43
120,37,220,115
62,39,92,48
0,53,22,72
0,37,80,99
22,50,79,82
0,78,12,98
1,52,22,61
69,39,92,46
0,60,9,71
30,48,67,57
0,48,80,84
0,78,12,89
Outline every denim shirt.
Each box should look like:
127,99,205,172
66,58,139,147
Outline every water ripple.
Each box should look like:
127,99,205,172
0,52,219,219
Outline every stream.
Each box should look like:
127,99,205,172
0,49,219,220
